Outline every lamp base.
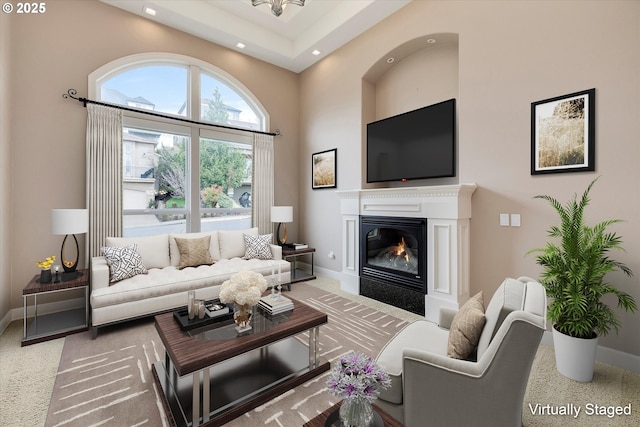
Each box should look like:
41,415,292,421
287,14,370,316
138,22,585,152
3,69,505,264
276,222,288,246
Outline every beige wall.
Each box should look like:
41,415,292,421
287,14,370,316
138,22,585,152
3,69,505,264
1,9,11,322
5,0,299,316
300,0,640,356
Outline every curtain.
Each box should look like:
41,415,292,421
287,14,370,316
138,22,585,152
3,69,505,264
86,103,123,260
252,133,274,235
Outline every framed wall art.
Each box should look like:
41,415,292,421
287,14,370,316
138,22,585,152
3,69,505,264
531,88,595,175
312,148,337,189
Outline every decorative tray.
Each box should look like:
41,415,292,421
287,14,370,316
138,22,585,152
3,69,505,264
173,300,233,331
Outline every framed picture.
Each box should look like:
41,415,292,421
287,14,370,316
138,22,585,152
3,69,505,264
312,148,337,189
531,88,595,175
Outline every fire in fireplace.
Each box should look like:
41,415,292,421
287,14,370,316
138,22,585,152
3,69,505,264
360,216,426,294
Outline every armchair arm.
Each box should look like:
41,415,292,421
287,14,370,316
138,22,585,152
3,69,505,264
401,316,544,427
438,307,458,330
91,256,110,291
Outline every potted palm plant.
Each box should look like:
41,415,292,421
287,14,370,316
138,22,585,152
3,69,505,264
529,177,637,382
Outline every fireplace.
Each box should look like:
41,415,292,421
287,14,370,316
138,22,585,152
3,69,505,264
337,185,477,322
360,216,427,315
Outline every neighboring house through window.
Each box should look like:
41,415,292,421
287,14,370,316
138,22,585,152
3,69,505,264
89,53,268,237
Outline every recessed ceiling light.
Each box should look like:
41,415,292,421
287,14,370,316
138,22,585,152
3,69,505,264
386,57,395,64
427,39,436,44
143,6,157,16
312,50,321,56
236,42,246,49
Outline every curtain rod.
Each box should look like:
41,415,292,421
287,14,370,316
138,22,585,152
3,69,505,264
62,89,280,137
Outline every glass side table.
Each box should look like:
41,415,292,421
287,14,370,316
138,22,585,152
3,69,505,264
22,268,89,346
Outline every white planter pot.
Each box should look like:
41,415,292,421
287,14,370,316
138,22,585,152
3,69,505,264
552,326,598,382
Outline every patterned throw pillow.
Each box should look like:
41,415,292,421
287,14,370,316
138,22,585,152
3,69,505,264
447,291,486,359
243,233,273,260
101,244,148,283
174,235,214,269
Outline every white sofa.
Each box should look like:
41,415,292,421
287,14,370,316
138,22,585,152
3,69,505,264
90,227,290,337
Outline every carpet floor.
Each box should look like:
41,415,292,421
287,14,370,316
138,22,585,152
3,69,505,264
44,282,412,427
2,276,638,426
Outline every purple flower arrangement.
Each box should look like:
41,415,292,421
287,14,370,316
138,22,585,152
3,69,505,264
326,351,392,403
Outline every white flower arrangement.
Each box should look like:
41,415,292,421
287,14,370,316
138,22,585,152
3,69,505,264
218,270,268,306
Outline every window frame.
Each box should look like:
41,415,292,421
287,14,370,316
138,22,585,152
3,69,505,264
89,53,268,235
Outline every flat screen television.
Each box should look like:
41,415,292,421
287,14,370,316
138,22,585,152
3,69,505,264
366,98,456,183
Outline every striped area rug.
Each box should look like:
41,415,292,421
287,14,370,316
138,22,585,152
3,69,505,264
45,283,410,427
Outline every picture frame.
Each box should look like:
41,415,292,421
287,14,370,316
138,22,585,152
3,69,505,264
531,88,595,175
312,148,337,189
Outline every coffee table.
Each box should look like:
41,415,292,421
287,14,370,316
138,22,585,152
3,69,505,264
152,296,329,427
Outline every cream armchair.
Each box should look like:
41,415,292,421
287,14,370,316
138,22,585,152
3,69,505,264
375,277,547,427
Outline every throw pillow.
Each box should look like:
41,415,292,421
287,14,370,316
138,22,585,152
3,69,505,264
447,291,486,359
101,244,148,283
174,235,214,269
243,233,273,260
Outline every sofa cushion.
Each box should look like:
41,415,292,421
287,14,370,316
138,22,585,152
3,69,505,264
106,234,170,269
219,227,258,259
447,291,485,359
90,258,290,309
174,235,214,269
244,233,273,260
101,244,148,283
169,231,221,265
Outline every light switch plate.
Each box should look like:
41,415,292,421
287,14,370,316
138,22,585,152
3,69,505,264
500,213,510,226
511,214,521,227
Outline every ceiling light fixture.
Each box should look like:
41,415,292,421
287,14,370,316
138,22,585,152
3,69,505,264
237,42,246,49
312,50,321,56
427,39,436,44
252,0,305,18
387,57,395,64
143,6,157,16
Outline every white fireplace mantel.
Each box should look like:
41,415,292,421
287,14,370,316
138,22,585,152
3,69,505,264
336,184,477,322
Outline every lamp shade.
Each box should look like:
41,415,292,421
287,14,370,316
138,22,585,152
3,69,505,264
51,209,89,235
271,206,293,223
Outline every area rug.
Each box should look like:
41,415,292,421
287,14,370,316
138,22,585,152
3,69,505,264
45,283,411,427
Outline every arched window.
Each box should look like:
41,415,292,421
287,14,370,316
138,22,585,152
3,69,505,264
89,54,268,236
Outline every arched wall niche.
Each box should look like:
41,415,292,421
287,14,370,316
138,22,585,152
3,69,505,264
361,33,460,188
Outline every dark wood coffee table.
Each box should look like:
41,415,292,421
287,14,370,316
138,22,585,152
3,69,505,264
152,296,329,427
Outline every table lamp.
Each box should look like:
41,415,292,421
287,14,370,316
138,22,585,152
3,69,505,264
51,209,89,281
271,206,293,246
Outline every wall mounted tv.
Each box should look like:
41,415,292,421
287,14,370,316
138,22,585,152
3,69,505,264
366,98,456,183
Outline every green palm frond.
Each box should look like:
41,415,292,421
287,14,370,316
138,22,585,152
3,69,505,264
528,177,636,338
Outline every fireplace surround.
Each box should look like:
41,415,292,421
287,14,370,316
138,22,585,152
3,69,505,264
337,185,477,322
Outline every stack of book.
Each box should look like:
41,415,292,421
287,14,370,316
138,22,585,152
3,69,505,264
285,243,308,249
259,294,294,315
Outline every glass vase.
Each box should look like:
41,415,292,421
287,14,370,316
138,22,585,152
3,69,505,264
233,303,253,332
339,398,374,427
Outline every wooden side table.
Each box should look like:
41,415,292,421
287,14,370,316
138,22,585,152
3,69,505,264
22,269,89,346
303,400,403,427
282,247,316,285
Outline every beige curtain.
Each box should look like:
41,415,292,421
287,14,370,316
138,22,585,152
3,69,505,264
252,133,274,234
86,103,123,259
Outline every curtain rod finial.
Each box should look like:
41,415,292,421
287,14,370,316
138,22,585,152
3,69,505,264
63,89,80,100
275,129,281,136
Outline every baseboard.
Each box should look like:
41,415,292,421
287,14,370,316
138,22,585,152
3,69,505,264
541,330,639,374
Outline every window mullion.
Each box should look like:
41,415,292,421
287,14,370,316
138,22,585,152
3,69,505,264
188,127,200,232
